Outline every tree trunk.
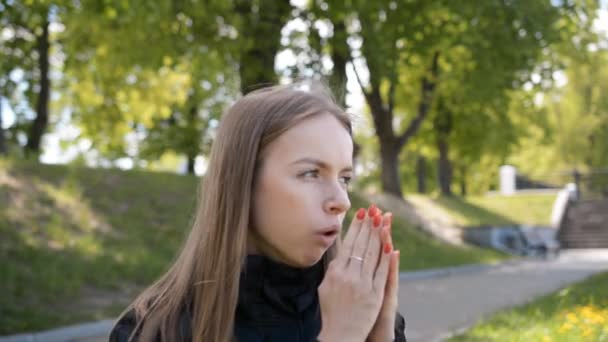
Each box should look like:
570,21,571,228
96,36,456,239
185,105,198,175
354,51,440,199
0,97,6,155
437,137,452,196
25,17,50,157
236,0,291,94
186,154,196,174
435,99,453,196
416,154,427,194
379,140,403,197
328,17,363,163
329,19,348,108
459,165,467,196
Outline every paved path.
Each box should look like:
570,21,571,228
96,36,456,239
398,249,608,342
2,249,607,342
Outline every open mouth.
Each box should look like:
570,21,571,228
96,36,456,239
320,229,339,238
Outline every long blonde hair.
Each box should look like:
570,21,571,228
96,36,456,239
122,84,353,342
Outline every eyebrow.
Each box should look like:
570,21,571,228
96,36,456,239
290,157,353,173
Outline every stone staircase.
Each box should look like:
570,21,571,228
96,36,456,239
558,199,608,248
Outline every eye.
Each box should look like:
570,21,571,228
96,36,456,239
300,169,320,178
340,175,352,186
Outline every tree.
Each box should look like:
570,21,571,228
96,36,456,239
0,98,5,155
61,0,290,172
235,0,292,93
514,49,608,175
334,0,596,197
0,0,68,157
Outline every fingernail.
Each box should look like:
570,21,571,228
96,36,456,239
368,204,378,217
373,215,382,228
384,242,393,254
386,213,392,226
356,208,366,220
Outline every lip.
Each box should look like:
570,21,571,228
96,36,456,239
315,224,340,246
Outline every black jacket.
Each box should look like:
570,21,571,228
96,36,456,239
110,255,407,341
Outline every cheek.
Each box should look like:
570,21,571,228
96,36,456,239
252,174,317,238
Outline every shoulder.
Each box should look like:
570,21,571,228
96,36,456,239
109,309,139,342
395,311,407,342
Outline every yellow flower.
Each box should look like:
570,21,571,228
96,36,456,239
566,313,578,323
558,322,573,333
582,328,593,337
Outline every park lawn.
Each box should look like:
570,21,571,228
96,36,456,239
347,193,508,270
1,158,504,334
427,194,556,227
448,271,608,342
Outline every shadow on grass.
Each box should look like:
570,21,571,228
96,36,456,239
347,192,509,270
0,159,198,334
434,196,518,227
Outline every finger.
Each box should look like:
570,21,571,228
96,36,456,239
387,214,393,249
347,204,379,274
376,213,392,269
373,239,393,291
382,212,392,242
336,207,366,268
380,251,400,321
362,212,390,278
386,250,400,300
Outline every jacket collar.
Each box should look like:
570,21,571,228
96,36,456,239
237,254,325,317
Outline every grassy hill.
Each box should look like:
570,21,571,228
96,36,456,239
407,193,556,228
1,159,506,334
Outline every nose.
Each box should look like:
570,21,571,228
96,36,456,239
323,182,351,215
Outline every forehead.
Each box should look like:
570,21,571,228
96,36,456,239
263,113,353,168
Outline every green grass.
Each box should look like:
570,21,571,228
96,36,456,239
1,159,506,334
448,272,608,341
347,194,508,270
431,194,556,227
1,159,198,334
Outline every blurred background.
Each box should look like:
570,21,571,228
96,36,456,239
1,0,607,341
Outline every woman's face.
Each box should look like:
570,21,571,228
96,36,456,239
249,113,353,267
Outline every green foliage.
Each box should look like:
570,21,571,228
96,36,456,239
510,49,608,176
323,0,600,196
60,1,240,162
449,272,608,341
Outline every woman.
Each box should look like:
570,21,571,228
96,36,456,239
109,84,407,341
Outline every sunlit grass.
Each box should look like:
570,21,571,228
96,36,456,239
449,272,608,341
347,194,508,271
1,159,197,334
1,158,507,334
422,194,556,227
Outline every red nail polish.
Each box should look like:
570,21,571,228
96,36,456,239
384,242,393,254
373,215,382,227
368,204,378,217
356,208,366,220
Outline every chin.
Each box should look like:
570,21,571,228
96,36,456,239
283,252,322,268
301,250,326,267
